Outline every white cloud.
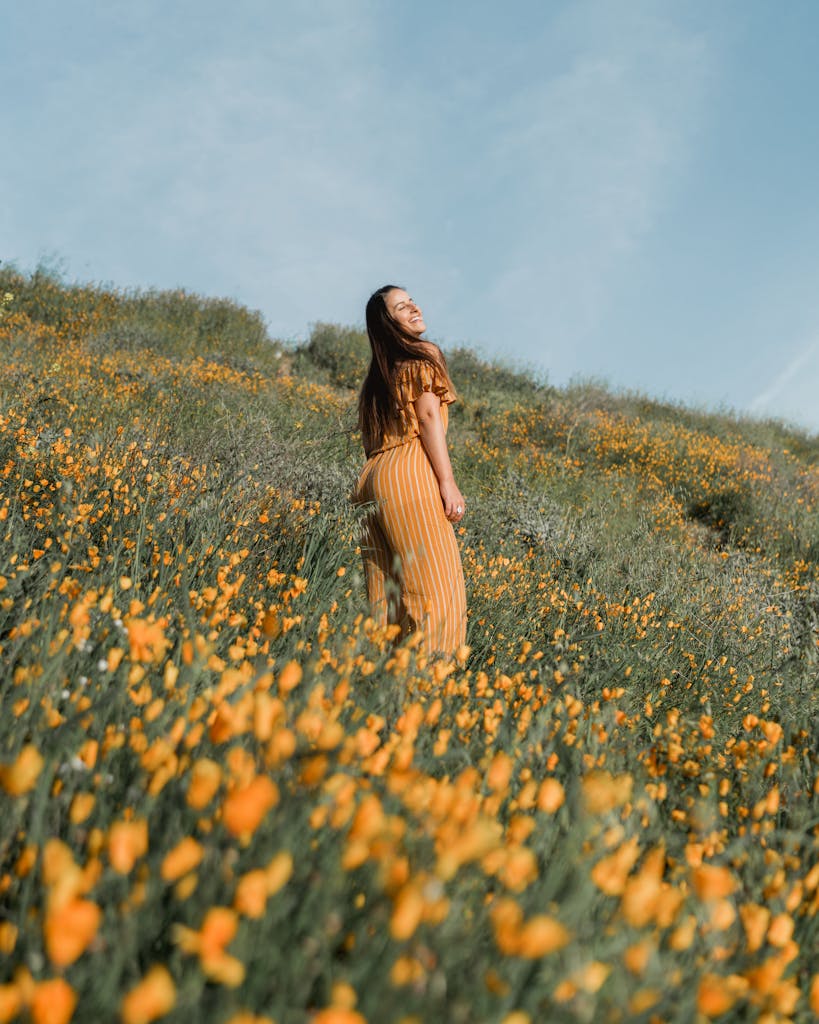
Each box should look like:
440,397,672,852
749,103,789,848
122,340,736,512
749,336,819,434
451,0,712,374
3,0,414,333
2,0,714,356
11,0,787,433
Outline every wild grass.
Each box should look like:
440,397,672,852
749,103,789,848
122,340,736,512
0,266,818,1023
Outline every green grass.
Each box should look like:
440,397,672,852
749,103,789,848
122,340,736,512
0,266,817,1024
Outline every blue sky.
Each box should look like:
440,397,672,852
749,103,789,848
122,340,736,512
3,0,819,434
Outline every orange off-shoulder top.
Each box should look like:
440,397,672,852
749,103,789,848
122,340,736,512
365,359,456,457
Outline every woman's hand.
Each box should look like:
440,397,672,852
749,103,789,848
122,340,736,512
415,390,466,524
439,478,466,523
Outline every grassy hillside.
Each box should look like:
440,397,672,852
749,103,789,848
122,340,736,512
0,267,817,1024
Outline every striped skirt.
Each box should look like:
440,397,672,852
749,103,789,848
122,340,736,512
353,438,467,655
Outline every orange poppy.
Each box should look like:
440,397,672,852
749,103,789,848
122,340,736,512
0,984,22,1023
486,752,513,793
536,778,565,813
266,851,293,895
739,903,770,953
160,839,204,882
390,884,424,941
234,870,269,918
278,660,302,695
43,898,101,966
30,978,77,1024
696,974,747,1018
691,864,736,901
591,837,641,896
582,771,632,814
108,820,149,874
121,965,176,1024
68,793,95,825
0,745,44,796
222,776,279,838
312,1010,367,1024
516,915,570,958
186,759,222,809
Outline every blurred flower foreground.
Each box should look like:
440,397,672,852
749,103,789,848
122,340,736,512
0,267,818,1024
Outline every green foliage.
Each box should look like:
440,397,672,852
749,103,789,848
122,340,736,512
446,346,548,403
302,321,371,389
0,268,818,1022
0,263,283,374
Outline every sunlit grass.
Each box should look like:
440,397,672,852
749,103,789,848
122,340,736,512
0,266,817,1023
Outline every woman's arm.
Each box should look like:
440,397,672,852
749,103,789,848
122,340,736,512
414,390,465,523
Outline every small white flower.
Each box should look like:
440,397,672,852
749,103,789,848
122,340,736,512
78,676,89,687
61,689,70,700
97,659,109,672
423,878,445,901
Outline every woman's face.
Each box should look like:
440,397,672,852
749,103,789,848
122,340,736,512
385,289,426,336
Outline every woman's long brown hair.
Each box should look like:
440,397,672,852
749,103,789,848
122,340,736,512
358,285,455,456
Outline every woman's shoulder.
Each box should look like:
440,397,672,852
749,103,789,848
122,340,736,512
393,351,454,406
393,346,441,378
394,355,434,388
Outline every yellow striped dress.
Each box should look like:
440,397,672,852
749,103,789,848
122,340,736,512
354,359,467,654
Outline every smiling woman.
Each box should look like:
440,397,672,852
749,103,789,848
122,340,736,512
353,285,467,656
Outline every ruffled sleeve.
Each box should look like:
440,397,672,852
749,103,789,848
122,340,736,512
363,358,456,455
395,359,455,410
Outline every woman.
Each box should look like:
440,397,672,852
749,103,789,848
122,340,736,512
354,285,467,655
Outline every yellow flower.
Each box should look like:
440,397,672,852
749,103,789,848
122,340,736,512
108,819,149,874
691,863,736,901
582,771,632,814
121,966,176,1024
516,915,570,957
591,837,641,896
696,974,748,1018
222,775,279,839
0,745,44,795
44,898,101,966
536,778,565,813
161,838,204,882
30,979,77,1024
186,758,222,809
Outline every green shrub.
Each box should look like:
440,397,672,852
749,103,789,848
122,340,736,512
304,321,370,389
2,268,819,1022
446,346,547,404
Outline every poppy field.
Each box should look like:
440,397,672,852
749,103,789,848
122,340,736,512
1,268,818,1023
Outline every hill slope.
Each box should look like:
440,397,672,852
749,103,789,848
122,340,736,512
1,269,818,1023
